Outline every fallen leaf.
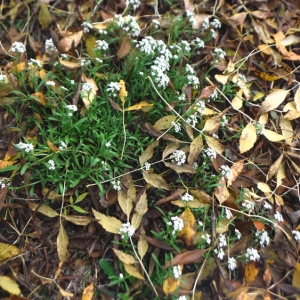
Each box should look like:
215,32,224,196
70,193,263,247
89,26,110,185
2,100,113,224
279,117,293,145
112,249,137,264
245,262,259,285
263,129,285,142
64,215,92,226
38,2,52,30
257,182,272,193
47,140,59,152
164,162,196,174
93,209,123,234
0,276,21,295
165,249,207,267
258,89,289,115
266,154,283,181
228,160,244,186
142,171,171,190
188,134,203,165
292,262,300,288
0,243,20,262
81,74,98,109
153,115,177,131
163,276,180,295
118,80,127,104
138,228,148,259
125,101,153,111
117,36,132,60
85,34,97,58
178,208,196,248
131,190,148,230
214,177,229,204
139,140,159,166
239,123,257,153
124,263,145,280
82,282,94,300
57,222,69,262
205,135,224,154
28,202,59,218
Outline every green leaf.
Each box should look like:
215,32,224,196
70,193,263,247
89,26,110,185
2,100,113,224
75,192,88,204
72,205,88,214
20,162,31,176
100,259,117,277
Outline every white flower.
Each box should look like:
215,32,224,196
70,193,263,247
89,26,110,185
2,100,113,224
181,40,191,52
169,216,184,235
181,193,193,202
119,273,124,278
0,75,6,82
135,36,157,55
105,141,111,147
28,59,42,68
292,230,300,242
119,222,135,239
171,150,186,165
242,200,255,212
187,75,199,86
219,234,227,247
59,141,67,150
82,82,93,92
255,229,269,247
128,0,140,10
112,180,121,191
66,105,78,112
220,115,228,126
201,18,210,31
210,89,218,100
210,29,217,39
173,265,182,279
48,159,55,170
225,208,233,219
16,142,34,153
214,248,225,260
219,165,232,179
144,162,151,171
10,41,26,53
212,133,219,139
80,59,91,66
274,211,284,222
171,121,181,133
0,177,11,189
60,86,68,91
213,48,226,59
186,114,198,127
120,16,140,36
107,82,121,97
178,93,186,101
210,19,222,29
60,54,68,60
101,161,109,171
152,19,160,28
45,39,57,52
202,233,211,245
192,162,198,169
45,81,55,86
95,58,103,63
245,248,260,261
177,296,187,300
235,229,242,240
191,37,205,48
96,40,109,51
82,21,93,33
99,29,107,35
70,80,75,85
151,67,169,88
195,100,205,114
204,148,217,160
228,257,237,270
263,202,272,210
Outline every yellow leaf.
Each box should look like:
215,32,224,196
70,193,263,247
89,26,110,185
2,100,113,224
64,215,92,226
245,262,259,285
294,86,300,112
284,110,300,120
263,129,285,142
0,160,15,170
259,113,268,125
31,91,46,106
57,223,69,262
47,140,59,152
81,282,94,300
0,276,21,295
253,92,265,101
123,263,145,280
153,115,177,131
85,34,97,58
214,177,229,204
132,191,148,230
42,188,61,200
0,243,20,262
138,228,148,260
162,143,181,159
227,160,244,186
38,2,52,30
112,249,137,264
57,284,74,297
163,275,180,295
257,182,272,193
215,74,230,85
266,153,283,181
203,115,221,134
276,162,286,187
139,140,159,166
164,162,196,174
125,101,153,111
81,74,98,109
232,89,243,110
118,174,135,219
188,134,203,165
205,135,224,154
275,194,284,206
279,116,293,145
292,262,300,288
178,208,196,248
259,89,289,114
58,58,81,69
28,202,59,218
118,80,127,104
142,171,171,190
92,209,123,234
239,123,257,153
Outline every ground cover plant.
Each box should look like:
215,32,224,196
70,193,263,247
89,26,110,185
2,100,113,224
1,0,300,299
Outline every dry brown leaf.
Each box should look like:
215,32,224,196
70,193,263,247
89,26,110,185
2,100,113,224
205,135,224,154
165,249,207,267
262,129,285,142
191,14,211,30
64,215,92,226
188,134,203,166
275,194,284,206
138,228,148,260
118,174,135,219
294,86,300,112
162,143,181,159
178,208,196,248
266,153,283,181
164,162,196,174
257,182,272,193
131,190,148,230
28,202,59,218
245,262,259,285
113,249,137,264
92,209,123,234
232,89,243,110
117,36,132,60
47,140,59,152
259,89,289,115
139,140,159,166
227,160,244,186
203,115,221,135
124,263,145,280
57,222,69,262
82,282,94,300
58,58,81,70
214,177,229,204
153,115,177,131
279,117,293,145
0,160,15,170
163,276,180,295
59,30,83,52
143,171,170,190
31,91,46,106
239,123,257,153
276,162,286,187
42,188,61,200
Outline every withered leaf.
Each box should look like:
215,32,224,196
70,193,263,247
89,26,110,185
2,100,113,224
92,209,122,234
57,222,69,262
239,123,257,153
124,263,145,280
112,248,137,264
139,139,159,166
142,171,170,190
188,134,203,166
178,208,196,248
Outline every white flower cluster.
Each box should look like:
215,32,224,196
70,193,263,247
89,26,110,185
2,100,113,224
235,229,242,240
173,265,182,279
204,147,217,160
119,222,135,239
152,19,160,28
106,141,111,147
181,192,193,201
66,104,78,116
255,229,269,247
245,248,260,261
274,211,283,222
101,161,109,171
225,208,233,219
59,141,67,150
107,82,121,97
214,248,225,260
171,150,186,165
128,0,140,10
135,36,158,55
10,41,26,53
82,21,93,33
242,200,255,212
201,18,210,31
82,82,93,92
210,28,217,39
168,216,184,235
219,165,232,179
185,64,199,87
116,15,140,36
177,296,187,300
61,54,68,60
16,142,34,152
144,162,151,171
80,59,91,67
292,230,300,242
96,40,109,51
202,233,211,245
0,75,6,82
220,115,228,126
99,30,107,35
0,178,11,189
46,81,55,86
263,202,272,210
210,19,222,29
191,37,205,48
29,59,42,68
219,234,227,247
112,180,121,191
195,100,206,114
213,48,226,59
48,159,55,171
45,39,57,52
186,114,198,127
209,89,218,101
228,257,237,270
171,121,181,133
